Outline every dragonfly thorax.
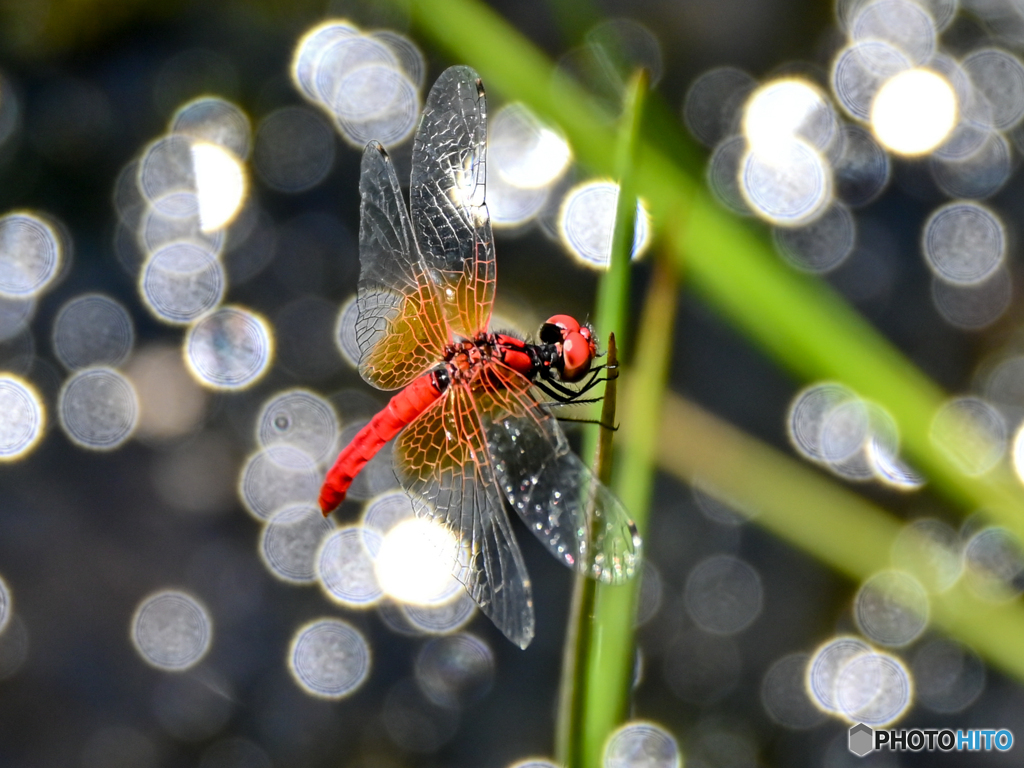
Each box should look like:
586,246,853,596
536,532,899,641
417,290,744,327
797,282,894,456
442,335,496,378
435,332,561,391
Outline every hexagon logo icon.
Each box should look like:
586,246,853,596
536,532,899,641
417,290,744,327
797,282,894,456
848,723,874,756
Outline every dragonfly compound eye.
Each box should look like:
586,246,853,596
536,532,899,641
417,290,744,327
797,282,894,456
539,314,582,344
560,330,594,382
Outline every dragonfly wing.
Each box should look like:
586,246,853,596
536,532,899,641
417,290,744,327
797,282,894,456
394,383,535,648
357,141,450,391
410,66,495,338
475,365,642,584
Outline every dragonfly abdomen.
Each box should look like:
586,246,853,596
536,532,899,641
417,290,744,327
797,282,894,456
319,371,446,514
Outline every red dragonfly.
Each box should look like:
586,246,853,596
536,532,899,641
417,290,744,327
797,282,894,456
320,66,641,648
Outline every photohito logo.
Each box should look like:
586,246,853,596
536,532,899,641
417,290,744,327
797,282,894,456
848,723,1014,756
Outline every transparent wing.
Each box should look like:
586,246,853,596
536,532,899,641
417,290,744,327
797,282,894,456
474,364,642,584
356,141,450,391
394,383,535,648
410,65,495,339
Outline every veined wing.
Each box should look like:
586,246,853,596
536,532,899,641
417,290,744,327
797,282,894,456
410,66,495,339
473,364,642,584
394,383,534,648
356,141,450,391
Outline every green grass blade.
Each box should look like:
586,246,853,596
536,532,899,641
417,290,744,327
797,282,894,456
557,70,647,768
581,261,677,768
406,0,1024,542
556,333,618,768
647,392,1024,685
595,69,646,357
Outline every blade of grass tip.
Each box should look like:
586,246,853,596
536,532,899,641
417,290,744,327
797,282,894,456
646,392,1024,685
556,334,619,767
595,333,619,480
581,258,678,768
559,71,643,768
595,68,646,356
579,67,645,514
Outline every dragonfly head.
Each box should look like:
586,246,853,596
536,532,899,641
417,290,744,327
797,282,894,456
539,314,597,382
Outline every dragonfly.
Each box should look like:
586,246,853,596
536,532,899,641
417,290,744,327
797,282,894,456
319,65,641,648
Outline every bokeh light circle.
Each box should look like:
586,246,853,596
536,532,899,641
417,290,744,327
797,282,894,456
238,445,321,521
922,201,1005,285
318,526,384,607
707,135,752,215
335,294,361,368
787,381,857,462
362,488,417,536
912,637,986,713
871,68,957,156
683,554,763,635
402,590,478,635
832,40,911,121
58,367,138,450
930,396,1006,476
288,618,370,699
807,635,872,712
773,203,855,273
260,503,335,584
0,211,63,298
291,21,360,101
822,399,875,465
932,268,1012,330
0,575,12,635
489,103,571,189
185,305,273,390
254,107,336,193
138,135,199,217
141,241,225,325
890,518,962,592
332,65,420,148
171,96,251,159
761,653,826,729
853,570,929,646
604,721,681,768
375,518,463,606
131,590,212,671
742,78,837,155
414,633,495,709
963,526,1024,601
558,181,650,267
256,388,338,467
850,0,936,65
52,293,134,369
834,651,912,726
190,141,247,232
740,139,832,226
0,374,45,460
931,131,1012,199
684,66,757,147
370,30,426,89
962,48,1024,131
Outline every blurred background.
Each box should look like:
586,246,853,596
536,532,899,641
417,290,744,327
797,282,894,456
0,0,1023,766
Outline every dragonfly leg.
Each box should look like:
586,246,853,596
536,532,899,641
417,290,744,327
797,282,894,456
536,376,594,402
535,380,617,431
540,365,612,400
553,414,619,430
535,378,588,403
546,396,603,406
